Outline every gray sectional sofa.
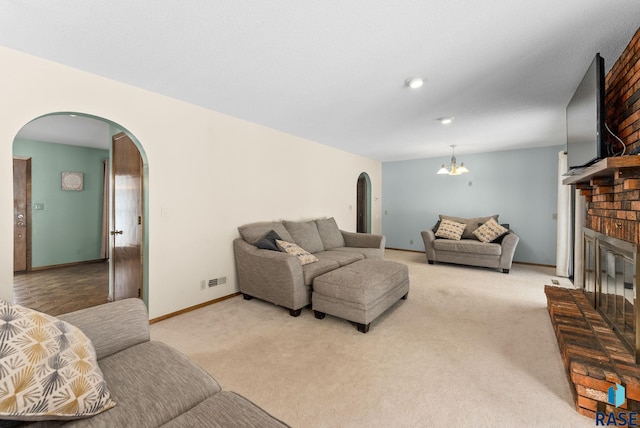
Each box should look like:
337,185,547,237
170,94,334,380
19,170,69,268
16,299,288,428
233,217,385,316
421,214,519,273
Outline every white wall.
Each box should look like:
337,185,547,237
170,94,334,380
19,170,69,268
0,46,381,318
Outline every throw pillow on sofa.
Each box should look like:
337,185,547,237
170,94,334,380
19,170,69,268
276,240,319,265
439,214,499,240
473,218,509,243
434,219,466,240
0,300,116,422
255,230,282,251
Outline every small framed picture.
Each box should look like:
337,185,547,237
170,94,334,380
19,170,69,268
61,171,84,191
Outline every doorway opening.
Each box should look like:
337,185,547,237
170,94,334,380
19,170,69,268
357,172,371,234
12,112,149,315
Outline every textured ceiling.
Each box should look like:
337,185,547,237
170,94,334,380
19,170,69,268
3,1,639,161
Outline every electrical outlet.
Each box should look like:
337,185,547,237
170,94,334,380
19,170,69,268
76,249,81,255
410,239,413,245
551,279,560,285
200,280,207,290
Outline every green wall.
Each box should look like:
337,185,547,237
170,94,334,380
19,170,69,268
13,139,108,268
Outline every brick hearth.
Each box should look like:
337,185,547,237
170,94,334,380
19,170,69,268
545,285,640,418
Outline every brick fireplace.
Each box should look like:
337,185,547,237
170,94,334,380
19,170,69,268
548,27,640,418
584,27,640,236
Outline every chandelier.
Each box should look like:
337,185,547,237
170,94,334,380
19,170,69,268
437,145,469,175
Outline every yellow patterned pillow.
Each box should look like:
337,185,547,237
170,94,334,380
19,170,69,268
276,240,318,265
473,218,509,243
0,300,115,421
434,219,466,240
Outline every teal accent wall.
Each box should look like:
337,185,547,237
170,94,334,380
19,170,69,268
13,139,109,268
382,145,563,265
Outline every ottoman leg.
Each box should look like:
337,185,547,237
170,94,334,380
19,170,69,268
402,292,408,300
289,308,302,317
314,311,326,320
356,323,370,334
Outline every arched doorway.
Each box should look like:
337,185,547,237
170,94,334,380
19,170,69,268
12,112,149,315
357,172,371,234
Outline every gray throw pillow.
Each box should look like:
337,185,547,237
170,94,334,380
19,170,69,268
255,230,282,251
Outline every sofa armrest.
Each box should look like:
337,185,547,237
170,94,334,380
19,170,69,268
498,233,520,271
340,230,385,249
421,230,436,262
58,298,150,360
233,239,307,310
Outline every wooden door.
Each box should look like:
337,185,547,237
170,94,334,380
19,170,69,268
111,132,143,300
13,158,31,272
357,174,368,233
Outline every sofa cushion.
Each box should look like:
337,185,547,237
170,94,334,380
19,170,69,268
473,218,509,243
333,247,384,259
283,220,324,253
82,341,222,427
238,222,293,246
0,300,115,422
433,239,502,256
434,219,466,240
159,391,290,428
315,217,345,250
58,298,150,361
302,259,340,286
439,214,499,240
315,250,364,266
255,230,282,251
276,240,318,265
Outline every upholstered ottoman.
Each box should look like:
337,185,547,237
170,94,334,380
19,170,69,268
312,259,409,333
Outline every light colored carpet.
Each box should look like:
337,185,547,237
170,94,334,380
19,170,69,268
150,250,593,427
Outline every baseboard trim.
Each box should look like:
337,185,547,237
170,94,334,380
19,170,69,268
384,247,556,268
512,261,556,269
385,247,422,253
149,292,241,324
29,259,107,272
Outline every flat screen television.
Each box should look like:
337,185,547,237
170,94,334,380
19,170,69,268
566,53,606,171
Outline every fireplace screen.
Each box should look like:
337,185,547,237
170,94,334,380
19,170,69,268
583,228,639,362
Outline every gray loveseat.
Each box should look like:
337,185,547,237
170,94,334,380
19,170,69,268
421,214,519,274
16,299,288,428
233,217,385,316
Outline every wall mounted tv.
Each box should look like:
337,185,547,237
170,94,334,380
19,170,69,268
566,53,606,171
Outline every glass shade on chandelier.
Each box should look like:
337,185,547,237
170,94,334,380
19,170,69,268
437,145,469,175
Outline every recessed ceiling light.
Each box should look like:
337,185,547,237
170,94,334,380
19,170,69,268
404,77,424,89
437,117,455,124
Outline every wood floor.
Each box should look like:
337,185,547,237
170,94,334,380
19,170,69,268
13,261,110,316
